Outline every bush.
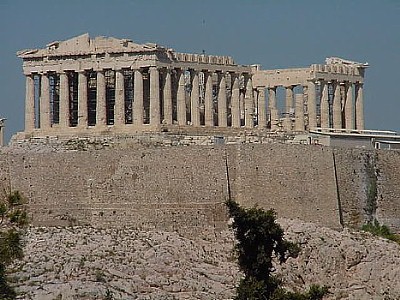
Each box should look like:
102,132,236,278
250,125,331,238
362,220,400,244
226,199,328,300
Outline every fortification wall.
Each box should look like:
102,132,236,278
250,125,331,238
227,144,340,229
1,144,399,233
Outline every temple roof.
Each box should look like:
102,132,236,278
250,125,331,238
17,33,166,58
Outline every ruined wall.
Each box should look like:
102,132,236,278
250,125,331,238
1,144,399,233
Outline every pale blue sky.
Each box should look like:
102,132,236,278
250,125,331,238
0,0,399,142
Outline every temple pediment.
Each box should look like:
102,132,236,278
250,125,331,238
17,33,162,58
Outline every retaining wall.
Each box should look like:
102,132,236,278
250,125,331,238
0,144,399,233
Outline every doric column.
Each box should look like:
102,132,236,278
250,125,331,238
284,86,293,131
149,67,160,126
59,72,69,128
294,94,305,132
244,77,254,128
355,83,364,130
320,81,329,128
40,73,50,129
333,81,342,129
218,73,227,127
204,71,213,126
307,80,317,129
163,69,172,125
177,69,186,126
96,71,106,126
257,87,266,128
345,82,354,129
133,69,143,126
78,71,88,128
25,74,35,131
268,87,278,130
231,74,240,128
114,70,125,126
191,70,200,127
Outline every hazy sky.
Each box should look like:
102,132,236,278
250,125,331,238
0,0,399,142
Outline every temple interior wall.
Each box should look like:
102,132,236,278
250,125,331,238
1,144,399,233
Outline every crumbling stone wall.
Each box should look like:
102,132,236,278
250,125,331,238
0,144,399,233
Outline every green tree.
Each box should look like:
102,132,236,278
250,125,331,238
0,191,28,299
226,199,328,300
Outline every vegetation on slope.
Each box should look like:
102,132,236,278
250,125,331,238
0,191,28,300
225,199,328,300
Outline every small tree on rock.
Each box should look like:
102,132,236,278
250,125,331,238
0,191,28,299
226,199,328,300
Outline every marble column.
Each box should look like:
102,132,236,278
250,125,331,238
191,70,200,127
59,72,69,128
284,86,293,131
218,73,227,127
40,73,50,129
320,82,329,128
204,71,213,126
78,71,88,128
114,70,125,126
257,87,266,128
177,69,186,125
231,74,240,128
133,69,144,126
294,94,305,131
163,69,173,125
345,82,354,129
149,67,160,126
268,87,278,130
333,81,342,129
25,74,35,131
96,71,106,126
355,83,364,130
244,77,254,128
307,81,317,129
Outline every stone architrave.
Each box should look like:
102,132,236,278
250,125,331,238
204,71,213,127
96,71,106,126
114,70,125,126
78,71,88,128
218,73,227,127
231,75,240,128
25,75,35,131
345,82,354,129
177,70,186,126
355,83,364,130
149,67,160,126
40,73,50,129
59,72,69,128
163,69,173,125
133,69,144,126
191,70,200,127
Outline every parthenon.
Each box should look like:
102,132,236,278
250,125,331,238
17,34,367,138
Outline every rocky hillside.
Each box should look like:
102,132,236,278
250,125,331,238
9,219,400,300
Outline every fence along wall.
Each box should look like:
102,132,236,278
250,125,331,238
1,145,399,233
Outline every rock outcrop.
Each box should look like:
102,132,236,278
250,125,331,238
10,219,400,300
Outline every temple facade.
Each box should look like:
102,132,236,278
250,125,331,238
17,34,367,138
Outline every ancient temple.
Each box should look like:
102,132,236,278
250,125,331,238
17,33,367,139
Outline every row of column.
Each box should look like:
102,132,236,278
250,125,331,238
266,80,364,131
24,68,257,131
24,70,364,133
